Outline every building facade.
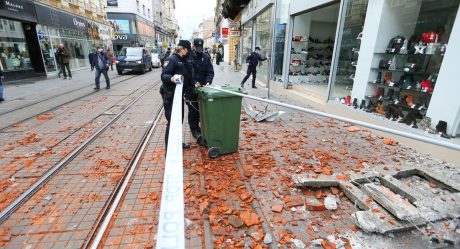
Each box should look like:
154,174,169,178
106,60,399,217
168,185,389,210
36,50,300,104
152,0,179,51
219,0,460,137
0,0,112,81
107,0,156,50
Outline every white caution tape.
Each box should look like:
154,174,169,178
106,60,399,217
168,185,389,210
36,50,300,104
156,82,185,249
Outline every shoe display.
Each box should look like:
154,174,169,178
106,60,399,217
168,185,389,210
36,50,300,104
373,87,384,98
352,98,358,109
359,100,366,109
435,121,450,139
373,72,382,84
345,96,351,106
376,101,385,115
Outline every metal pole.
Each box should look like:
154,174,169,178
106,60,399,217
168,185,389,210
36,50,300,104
206,86,460,151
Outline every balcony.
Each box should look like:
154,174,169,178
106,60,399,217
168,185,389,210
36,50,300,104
222,0,250,19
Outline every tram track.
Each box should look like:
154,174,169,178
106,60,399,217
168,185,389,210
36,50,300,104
0,79,166,248
0,80,162,225
0,74,139,131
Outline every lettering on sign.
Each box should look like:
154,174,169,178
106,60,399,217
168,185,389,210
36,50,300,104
114,35,128,40
73,18,86,29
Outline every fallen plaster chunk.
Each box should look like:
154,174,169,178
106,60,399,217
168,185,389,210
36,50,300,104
362,184,419,220
291,238,306,248
324,194,338,210
292,175,339,188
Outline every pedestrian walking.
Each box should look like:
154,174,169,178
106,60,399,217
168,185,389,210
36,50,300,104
215,50,221,65
241,47,267,89
107,48,115,71
56,44,72,79
0,67,4,102
89,49,96,70
91,46,111,90
55,49,62,78
185,38,214,144
160,40,192,150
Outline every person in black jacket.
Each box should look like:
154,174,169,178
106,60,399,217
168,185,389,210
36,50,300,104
91,46,111,90
186,38,214,143
241,47,267,88
0,67,4,102
160,40,193,150
160,47,171,67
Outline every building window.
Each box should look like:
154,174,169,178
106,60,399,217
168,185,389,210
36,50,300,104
68,0,77,5
84,0,90,10
137,0,140,12
148,9,151,18
143,5,146,16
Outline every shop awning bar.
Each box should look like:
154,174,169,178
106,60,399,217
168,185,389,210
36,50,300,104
206,86,460,151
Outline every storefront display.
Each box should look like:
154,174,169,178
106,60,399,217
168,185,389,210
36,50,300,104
354,0,459,131
241,21,253,72
0,18,32,72
287,4,339,99
35,3,111,74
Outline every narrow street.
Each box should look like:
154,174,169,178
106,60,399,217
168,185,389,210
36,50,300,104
0,64,458,248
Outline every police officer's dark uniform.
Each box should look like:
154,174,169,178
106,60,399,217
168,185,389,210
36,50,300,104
185,38,214,141
160,40,193,149
241,47,267,89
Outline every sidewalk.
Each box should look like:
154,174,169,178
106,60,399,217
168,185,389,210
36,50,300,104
0,68,120,114
212,63,460,165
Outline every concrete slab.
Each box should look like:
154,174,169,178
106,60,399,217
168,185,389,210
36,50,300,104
362,184,420,220
292,175,339,188
379,176,422,203
338,181,371,211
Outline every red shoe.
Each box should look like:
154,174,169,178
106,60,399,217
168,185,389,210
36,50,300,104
374,87,384,98
345,95,351,106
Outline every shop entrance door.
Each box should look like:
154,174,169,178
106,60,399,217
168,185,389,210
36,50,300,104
288,3,340,101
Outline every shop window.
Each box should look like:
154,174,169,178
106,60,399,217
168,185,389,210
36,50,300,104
0,18,32,72
255,8,273,84
330,0,369,100
359,0,460,129
288,4,339,100
241,21,253,72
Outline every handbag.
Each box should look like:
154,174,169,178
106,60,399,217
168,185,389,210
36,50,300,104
421,79,433,92
425,43,438,55
422,32,439,43
403,63,418,73
386,35,406,54
379,59,391,69
436,43,447,55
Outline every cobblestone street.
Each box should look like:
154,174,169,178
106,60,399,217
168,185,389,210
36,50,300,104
0,64,458,248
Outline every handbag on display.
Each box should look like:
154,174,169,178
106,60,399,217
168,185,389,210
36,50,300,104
399,40,408,54
401,74,416,89
403,63,418,73
386,35,406,54
422,32,439,43
379,59,392,69
436,43,447,55
388,56,396,71
384,72,393,85
421,79,433,92
293,35,302,41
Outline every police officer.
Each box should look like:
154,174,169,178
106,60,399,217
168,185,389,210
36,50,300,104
160,40,193,150
185,38,214,144
241,47,267,89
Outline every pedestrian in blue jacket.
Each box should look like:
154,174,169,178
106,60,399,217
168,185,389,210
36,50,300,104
91,46,111,90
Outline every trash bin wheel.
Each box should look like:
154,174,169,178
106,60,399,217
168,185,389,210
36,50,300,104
207,147,220,159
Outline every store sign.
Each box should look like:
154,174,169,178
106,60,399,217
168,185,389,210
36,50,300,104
221,28,229,38
107,0,118,6
0,0,37,22
35,4,88,31
230,30,240,37
113,34,137,42
228,21,240,28
114,35,128,40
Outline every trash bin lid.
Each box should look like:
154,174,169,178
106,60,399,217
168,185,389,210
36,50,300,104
197,85,243,99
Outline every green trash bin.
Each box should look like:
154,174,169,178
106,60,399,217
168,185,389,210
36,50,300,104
196,85,243,158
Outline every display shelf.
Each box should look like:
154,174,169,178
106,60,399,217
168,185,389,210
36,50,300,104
370,68,432,75
367,81,433,95
374,52,445,57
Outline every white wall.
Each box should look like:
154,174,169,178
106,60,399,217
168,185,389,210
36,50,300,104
426,6,460,136
107,0,153,22
289,0,336,16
